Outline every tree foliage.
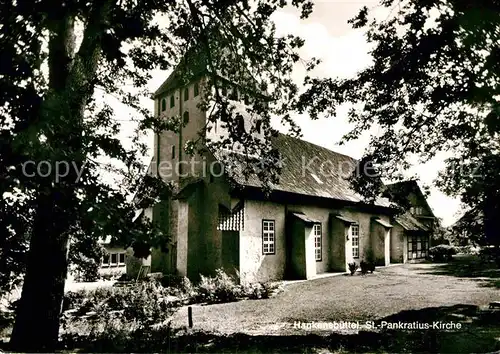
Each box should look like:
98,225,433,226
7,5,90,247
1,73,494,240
1,0,318,350
298,0,500,241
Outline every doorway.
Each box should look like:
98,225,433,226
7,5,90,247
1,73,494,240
221,230,240,276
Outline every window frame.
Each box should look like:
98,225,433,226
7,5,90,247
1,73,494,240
160,98,166,112
183,111,189,125
183,87,189,101
351,224,360,259
313,223,322,262
110,253,118,266
262,219,276,255
408,235,428,259
170,95,175,108
118,253,125,265
171,145,175,159
101,253,110,268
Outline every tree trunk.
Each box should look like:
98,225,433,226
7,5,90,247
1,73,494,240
10,190,71,351
9,2,111,350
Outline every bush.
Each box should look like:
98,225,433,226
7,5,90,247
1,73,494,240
479,246,500,265
73,260,100,282
241,281,283,299
185,269,283,304
455,245,480,255
348,262,358,275
62,290,87,312
360,260,375,274
195,269,242,304
61,281,178,342
429,244,457,262
160,274,185,289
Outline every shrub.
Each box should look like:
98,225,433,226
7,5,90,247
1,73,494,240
160,274,185,289
62,290,87,312
479,246,500,267
73,259,100,282
121,282,173,328
457,245,480,255
196,269,242,304
241,281,283,299
429,244,457,262
348,262,358,276
187,269,283,304
61,281,178,341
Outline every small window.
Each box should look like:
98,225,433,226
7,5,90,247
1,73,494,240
183,87,189,101
351,224,359,258
194,82,199,97
262,220,275,255
183,111,189,125
161,98,166,112
101,254,110,267
111,253,117,265
314,223,322,261
170,95,175,108
119,253,125,265
171,145,175,159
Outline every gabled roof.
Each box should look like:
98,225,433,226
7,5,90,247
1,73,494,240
223,133,392,208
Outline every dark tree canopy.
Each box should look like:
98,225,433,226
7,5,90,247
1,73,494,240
1,0,320,350
298,0,500,242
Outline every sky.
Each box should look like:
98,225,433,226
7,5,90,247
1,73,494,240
120,0,463,227
268,1,463,226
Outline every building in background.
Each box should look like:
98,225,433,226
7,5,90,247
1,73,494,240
384,180,437,263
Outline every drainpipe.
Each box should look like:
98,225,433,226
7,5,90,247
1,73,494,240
156,132,161,178
178,87,183,177
284,203,289,278
156,99,161,178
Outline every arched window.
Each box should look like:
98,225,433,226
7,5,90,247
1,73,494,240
183,87,189,101
161,98,166,112
171,145,175,159
170,95,175,108
183,111,189,125
194,82,199,97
